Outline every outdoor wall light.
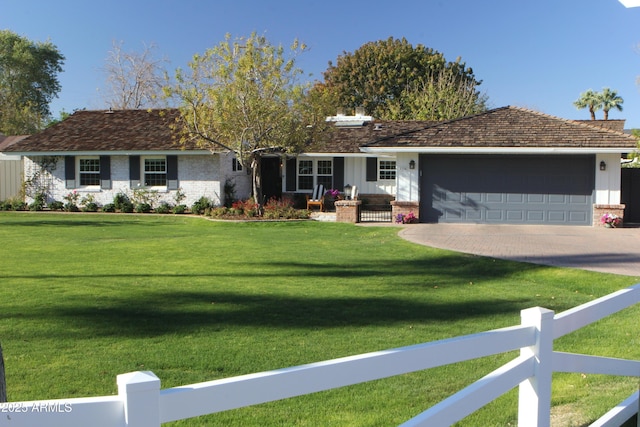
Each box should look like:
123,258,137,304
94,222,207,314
344,184,352,200
600,161,607,171
409,159,416,169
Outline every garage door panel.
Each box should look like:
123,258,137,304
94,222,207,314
420,155,594,225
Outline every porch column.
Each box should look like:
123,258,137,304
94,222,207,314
335,200,362,223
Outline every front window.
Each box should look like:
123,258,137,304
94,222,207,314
79,157,100,186
298,159,333,191
298,160,314,190
379,160,396,180
144,157,167,186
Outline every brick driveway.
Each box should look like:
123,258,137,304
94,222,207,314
398,224,640,277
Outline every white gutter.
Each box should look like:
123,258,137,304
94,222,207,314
359,147,632,154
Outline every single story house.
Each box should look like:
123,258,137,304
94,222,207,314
1,109,252,208
282,106,636,225
3,106,637,225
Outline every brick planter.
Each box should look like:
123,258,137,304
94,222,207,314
593,204,625,227
390,201,419,223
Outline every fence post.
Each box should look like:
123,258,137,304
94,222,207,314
518,307,554,427
117,371,161,427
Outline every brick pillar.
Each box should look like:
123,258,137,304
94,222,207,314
593,204,625,227
335,200,361,223
390,201,419,223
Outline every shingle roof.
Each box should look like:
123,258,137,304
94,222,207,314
309,120,438,153
364,106,637,149
0,134,30,151
2,109,199,153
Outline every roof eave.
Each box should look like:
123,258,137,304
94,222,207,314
5,149,213,156
360,147,633,154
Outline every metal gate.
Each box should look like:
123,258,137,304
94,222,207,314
359,203,392,223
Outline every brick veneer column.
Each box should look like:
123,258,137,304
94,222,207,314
335,200,362,223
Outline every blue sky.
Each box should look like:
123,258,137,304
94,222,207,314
4,0,640,127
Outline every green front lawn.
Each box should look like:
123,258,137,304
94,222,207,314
0,212,638,425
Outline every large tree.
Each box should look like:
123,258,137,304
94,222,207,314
600,87,623,120
0,30,64,134
166,33,321,205
319,37,485,120
100,40,169,110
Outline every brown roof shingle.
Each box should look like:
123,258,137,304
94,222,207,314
364,106,637,149
2,109,198,153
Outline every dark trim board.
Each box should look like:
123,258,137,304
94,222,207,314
419,154,595,225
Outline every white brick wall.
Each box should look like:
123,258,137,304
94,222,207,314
23,153,252,209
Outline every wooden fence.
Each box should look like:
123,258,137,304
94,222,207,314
3,284,640,427
0,158,22,201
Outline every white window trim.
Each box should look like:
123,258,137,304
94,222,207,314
77,156,101,189
379,159,397,181
141,156,168,189
297,158,333,192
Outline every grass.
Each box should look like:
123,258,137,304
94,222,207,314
0,212,639,426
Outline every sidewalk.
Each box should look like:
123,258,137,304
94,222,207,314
398,224,640,277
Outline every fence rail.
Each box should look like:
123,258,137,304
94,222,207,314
4,284,640,427
359,203,392,222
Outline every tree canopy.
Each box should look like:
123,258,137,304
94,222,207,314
100,40,169,110
0,30,65,134
318,37,486,120
166,32,322,204
573,88,623,120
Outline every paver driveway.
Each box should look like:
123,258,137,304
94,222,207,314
399,224,640,277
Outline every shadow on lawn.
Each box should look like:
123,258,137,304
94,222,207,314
9,253,550,339
44,291,530,338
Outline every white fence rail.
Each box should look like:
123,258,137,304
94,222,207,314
4,284,640,427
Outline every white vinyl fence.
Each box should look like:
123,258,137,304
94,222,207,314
4,284,640,427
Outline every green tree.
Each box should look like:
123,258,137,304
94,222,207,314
0,30,65,134
600,87,623,120
573,89,602,120
166,33,320,205
319,37,484,119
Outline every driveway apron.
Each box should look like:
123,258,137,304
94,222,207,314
398,224,640,277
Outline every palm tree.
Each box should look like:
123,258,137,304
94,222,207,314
573,89,601,120
600,87,624,120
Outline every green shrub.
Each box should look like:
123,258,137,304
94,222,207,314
82,202,99,212
191,196,213,215
11,198,27,211
29,193,47,211
47,201,64,211
172,204,186,214
120,202,134,213
209,207,229,217
101,203,116,213
135,203,152,213
113,193,131,211
0,200,12,211
155,202,172,214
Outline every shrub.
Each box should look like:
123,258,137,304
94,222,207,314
47,200,64,211
231,198,259,217
209,207,229,218
135,203,152,213
63,191,80,212
81,194,99,212
101,203,116,213
29,192,47,211
10,198,27,211
191,196,213,215
113,193,131,211
0,200,13,211
120,202,134,213
172,204,186,214
155,202,172,214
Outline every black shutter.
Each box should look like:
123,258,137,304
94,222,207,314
99,156,111,189
167,155,178,190
333,157,344,190
129,156,140,188
285,158,297,192
64,156,75,189
366,157,377,182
